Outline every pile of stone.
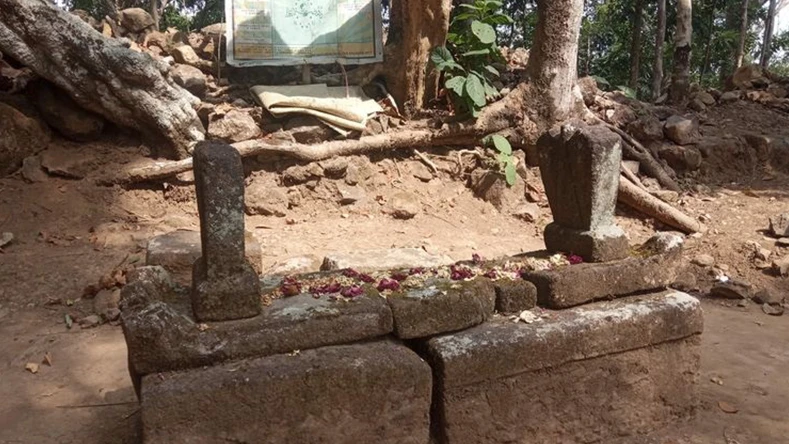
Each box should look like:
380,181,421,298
688,64,789,112
120,126,702,443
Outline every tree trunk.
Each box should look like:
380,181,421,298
103,0,119,20
628,0,645,92
652,0,666,101
149,0,159,31
526,0,584,121
669,0,692,104
699,0,718,82
0,0,204,159
760,0,777,68
384,0,452,117
735,0,750,68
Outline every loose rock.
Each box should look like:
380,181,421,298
119,8,154,32
772,256,789,276
709,281,751,300
207,110,261,143
170,64,207,98
336,183,366,205
719,91,741,103
512,203,541,222
664,115,698,145
282,163,324,185
79,314,102,329
411,162,434,182
626,114,664,143
388,191,420,219
21,156,47,183
245,180,288,217
692,254,715,267
768,213,789,238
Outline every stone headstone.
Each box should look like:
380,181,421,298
537,121,629,262
191,141,260,322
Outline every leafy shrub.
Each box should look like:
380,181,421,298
431,0,513,117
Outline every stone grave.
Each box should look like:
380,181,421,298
121,129,702,443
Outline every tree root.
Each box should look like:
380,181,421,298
618,176,706,234
605,123,682,192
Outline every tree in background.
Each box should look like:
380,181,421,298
652,0,666,100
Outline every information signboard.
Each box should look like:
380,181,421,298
225,0,384,66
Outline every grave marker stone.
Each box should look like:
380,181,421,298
538,120,629,262
191,141,261,321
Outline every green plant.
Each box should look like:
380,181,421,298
431,0,513,117
483,134,517,186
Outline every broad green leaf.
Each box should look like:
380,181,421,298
458,3,482,10
445,76,466,97
464,74,487,107
496,152,510,164
483,81,498,98
489,134,512,155
591,75,610,87
430,46,454,68
484,65,500,77
616,85,637,99
462,48,490,57
471,20,496,45
504,162,517,186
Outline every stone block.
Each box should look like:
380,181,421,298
146,230,263,280
537,121,629,262
424,291,703,444
141,341,432,444
493,279,537,313
543,222,629,263
321,248,453,272
523,240,682,308
387,278,495,339
120,284,393,376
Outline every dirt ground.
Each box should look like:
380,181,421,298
2,102,789,443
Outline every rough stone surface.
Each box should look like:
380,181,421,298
471,170,526,212
692,254,715,267
284,116,335,144
709,281,752,300
543,222,630,263
146,230,262,280
141,341,431,444
336,183,366,205
658,144,702,171
494,279,537,313
191,141,260,321
720,90,741,103
769,213,789,238
321,248,453,272
0,102,50,176
537,121,629,262
265,256,321,275
283,163,324,184
121,281,394,375
696,91,716,106
626,114,663,142
664,115,698,145
20,156,47,183
245,179,288,217
577,76,598,106
387,278,495,339
119,8,154,32
388,191,421,219
31,82,105,141
170,64,207,98
93,288,121,318
523,238,683,308
424,291,702,444
207,109,261,143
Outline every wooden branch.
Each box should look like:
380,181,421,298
605,123,682,192
414,149,439,174
618,176,706,234
98,120,511,185
620,162,647,190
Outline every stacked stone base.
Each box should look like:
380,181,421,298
142,341,432,444
123,232,701,444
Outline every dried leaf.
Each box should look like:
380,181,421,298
43,352,52,367
718,400,739,414
25,362,39,374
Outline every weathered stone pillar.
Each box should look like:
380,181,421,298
537,121,629,262
191,141,260,321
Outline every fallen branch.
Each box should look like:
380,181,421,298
620,162,647,191
618,176,706,234
414,149,439,174
604,123,681,192
98,123,508,185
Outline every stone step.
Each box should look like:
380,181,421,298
141,341,432,444
421,291,702,444
121,274,393,377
